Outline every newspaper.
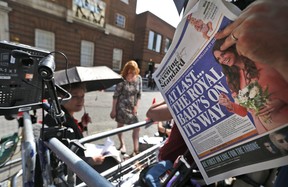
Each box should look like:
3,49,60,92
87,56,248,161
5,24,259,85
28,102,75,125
84,137,121,163
153,0,288,184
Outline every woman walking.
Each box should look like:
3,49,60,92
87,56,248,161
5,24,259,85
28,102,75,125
110,60,142,156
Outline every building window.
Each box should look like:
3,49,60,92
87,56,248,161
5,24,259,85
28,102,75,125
35,29,55,51
80,40,94,67
120,0,129,4
164,38,172,53
112,48,122,71
148,31,162,53
115,13,126,28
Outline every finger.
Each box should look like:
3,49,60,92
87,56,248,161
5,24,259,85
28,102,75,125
215,17,249,51
258,107,272,115
215,0,267,40
258,111,270,116
215,15,245,39
216,0,260,38
215,23,236,39
218,32,238,51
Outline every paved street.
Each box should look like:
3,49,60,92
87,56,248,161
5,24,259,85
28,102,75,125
74,89,164,149
0,89,164,149
0,89,164,184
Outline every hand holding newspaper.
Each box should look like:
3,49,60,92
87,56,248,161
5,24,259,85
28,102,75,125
84,137,121,163
153,0,288,184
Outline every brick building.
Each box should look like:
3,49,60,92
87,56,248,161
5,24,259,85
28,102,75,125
134,11,175,76
0,0,175,76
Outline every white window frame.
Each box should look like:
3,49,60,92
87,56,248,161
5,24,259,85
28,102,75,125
120,0,129,4
156,35,162,52
164,38,171,53
35,29,55,52
148,31,155,50
115,13,126,28
80,40,94,67
112,48,122,71
148,31,162,53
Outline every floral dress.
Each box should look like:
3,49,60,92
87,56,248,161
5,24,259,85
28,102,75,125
113,75,142,124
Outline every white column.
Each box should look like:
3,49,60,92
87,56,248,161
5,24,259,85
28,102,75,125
0,1,11,41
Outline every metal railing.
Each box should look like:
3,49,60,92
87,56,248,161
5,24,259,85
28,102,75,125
80,120,153,143
8,117,159,186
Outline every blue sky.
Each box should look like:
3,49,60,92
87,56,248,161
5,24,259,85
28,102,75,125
136,0,182,28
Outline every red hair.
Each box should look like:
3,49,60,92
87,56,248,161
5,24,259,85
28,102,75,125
121,60,140,78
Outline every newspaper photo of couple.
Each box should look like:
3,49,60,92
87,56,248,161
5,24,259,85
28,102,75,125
153,0,288,184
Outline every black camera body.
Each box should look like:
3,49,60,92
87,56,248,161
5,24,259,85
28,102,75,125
0,41,50,115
